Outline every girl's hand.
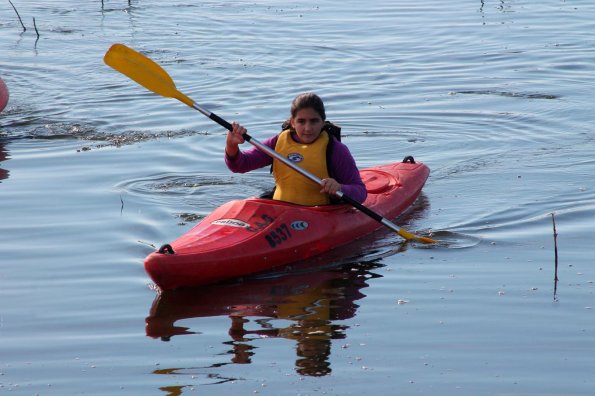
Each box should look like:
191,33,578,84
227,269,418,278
320,178,341,196
225,122,247,157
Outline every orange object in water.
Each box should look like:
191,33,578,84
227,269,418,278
144,160,430,290
0,78,8,112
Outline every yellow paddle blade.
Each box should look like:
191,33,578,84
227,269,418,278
103,43,194,107
397,228,437,244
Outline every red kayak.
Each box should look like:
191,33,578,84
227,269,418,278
145,158,430,290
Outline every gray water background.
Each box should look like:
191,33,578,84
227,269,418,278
1,0,594,395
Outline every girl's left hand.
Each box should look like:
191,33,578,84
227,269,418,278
320,178,341,196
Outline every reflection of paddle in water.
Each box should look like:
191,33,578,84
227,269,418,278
146,263,379,377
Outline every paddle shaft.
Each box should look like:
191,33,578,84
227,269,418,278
192,102,415,237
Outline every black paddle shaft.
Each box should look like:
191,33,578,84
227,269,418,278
193,104,254,143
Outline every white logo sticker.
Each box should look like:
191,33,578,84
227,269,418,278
212,218,251,228
287,153,304,162
291,221,309,231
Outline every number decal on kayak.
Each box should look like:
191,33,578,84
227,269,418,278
246,214,275,232
265,224,292,248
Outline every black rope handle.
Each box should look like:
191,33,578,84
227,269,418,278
158,244,175,255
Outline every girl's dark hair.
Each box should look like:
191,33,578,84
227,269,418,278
290,92,326,121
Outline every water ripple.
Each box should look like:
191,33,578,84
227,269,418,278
116,172,273,208
453,90,560,100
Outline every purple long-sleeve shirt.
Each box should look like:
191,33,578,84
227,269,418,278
225,134,367,203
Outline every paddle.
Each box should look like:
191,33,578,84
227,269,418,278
103,43,436,244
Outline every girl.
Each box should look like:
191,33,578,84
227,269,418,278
225,93,366,206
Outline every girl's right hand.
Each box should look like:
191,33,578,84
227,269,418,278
225,122,247,157
227,122,246,145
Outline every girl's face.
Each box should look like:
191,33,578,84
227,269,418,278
290,108,324,144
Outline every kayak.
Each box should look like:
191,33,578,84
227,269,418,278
144,158,430,290
0,78,8,112
145,158,430,290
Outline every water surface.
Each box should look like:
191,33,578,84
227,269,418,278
1,1,594,395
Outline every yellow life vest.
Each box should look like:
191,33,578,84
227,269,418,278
272,129,330,206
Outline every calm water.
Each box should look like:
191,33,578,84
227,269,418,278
1,0,594,395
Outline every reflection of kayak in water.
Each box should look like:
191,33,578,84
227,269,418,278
0,78,8,112
144,159,430,290
146,266,371,340
146,264,377,376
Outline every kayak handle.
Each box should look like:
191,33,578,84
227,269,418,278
158,244,175,255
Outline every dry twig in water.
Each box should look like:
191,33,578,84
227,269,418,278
8,0,26,32
33,16,40,38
